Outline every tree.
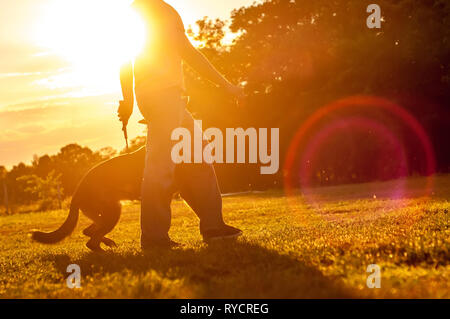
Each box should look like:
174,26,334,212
120,136,146,154
97,147,118,160
184,0,450,188
18,171,63,211
52,144,104,196
0,166,9,215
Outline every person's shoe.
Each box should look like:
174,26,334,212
203,225,243,243
141,239,182,250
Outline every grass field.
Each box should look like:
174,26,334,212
0,175,449,299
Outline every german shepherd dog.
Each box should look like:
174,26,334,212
32,147,146,252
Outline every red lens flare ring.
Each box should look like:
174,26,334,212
298,116,409,202
283,95,436,213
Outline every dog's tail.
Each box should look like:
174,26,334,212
32,202,79,244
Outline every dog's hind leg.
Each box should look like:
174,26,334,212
82,223,115,245
81,207,117,251
86,201,121,252
84,223,118,248
101,237,117,247
83,224,97,237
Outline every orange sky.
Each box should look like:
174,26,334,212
0,0,256,168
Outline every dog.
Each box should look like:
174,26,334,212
32,147,146,252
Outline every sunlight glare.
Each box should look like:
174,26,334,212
34,0,147,94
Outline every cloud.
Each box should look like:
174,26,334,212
0,94,145,168
0,44,73,108
0,43,68,74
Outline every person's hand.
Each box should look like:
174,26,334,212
117,100,133,125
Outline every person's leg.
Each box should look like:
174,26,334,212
175,111,242,240
137,87,184,246
176,163,225,235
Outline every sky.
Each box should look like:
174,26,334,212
0,0,257,168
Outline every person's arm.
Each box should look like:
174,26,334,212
118,61,134,123
177,34,244,98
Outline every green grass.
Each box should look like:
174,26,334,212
0,175,449,299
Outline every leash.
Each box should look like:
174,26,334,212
122,120,129,152
118,100,129,153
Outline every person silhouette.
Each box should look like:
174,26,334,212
118,0,244,249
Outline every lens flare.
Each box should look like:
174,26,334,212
298,117,408,201
283,95,436,222
33,0,146,94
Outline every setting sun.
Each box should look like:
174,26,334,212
34,0,146,93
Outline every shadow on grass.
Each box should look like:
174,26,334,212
43,240,354,298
